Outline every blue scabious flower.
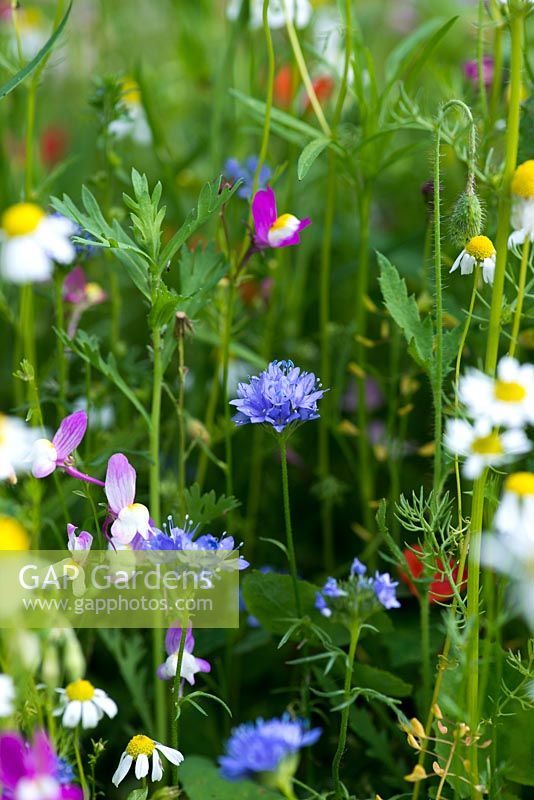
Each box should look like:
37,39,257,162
147,516,249,570
230,360,325,433
315,559,400,622
219,714,321,781
224,156,272,200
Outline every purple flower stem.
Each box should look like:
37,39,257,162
63,465,105,487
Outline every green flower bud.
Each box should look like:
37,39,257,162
448,191,484,247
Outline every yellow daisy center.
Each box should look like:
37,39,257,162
85,282,103,302
66,679,95,702
270,213,297,231
511,160,534,198
504,472,534,497
0,517,30,550
465,235,495,261
122,78,141,106
494,380,527,403
471,431,503,456
126,735,155,758
2,203,45,237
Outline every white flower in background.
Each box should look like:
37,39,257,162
226,0,312,30
0,674,15,717
108,78,152,145
312,6,352,82
0,204,76,284
459,356,534,429
112,735,184,786
444,418,531,479
0,413,40,484
72,397,115,431
450,235,496,285
10,7,48,61
508,160,534,249
54,679,117,729
493,472,534,539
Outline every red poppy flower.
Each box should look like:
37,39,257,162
399,545,466,604
274,65,295,109
40,125,69,168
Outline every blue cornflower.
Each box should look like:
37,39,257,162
372,571,401,610
147,516,249,570
230,360,325,434
224,156,272,200
219,714,321,782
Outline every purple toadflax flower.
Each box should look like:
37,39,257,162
0,730,83,799
105,454,151,545
224,156,272,200
230,360,325,434
251,187,311,250
31,411,103,486
464,56,494,88
219,714,321,785
315,558,400,625
63,266,106,338
157,625,211,685
67,524,93,553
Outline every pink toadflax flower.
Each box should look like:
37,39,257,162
63,266,107,338
0,730,82,799
157,625,211,685
251,187,311,251
105,453,151,545
67,524,93,553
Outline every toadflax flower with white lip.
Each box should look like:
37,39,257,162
0,203,76,283
508,160,534,249
459,355,534,429
157,625,211,685
449,235,496,285
444,418,531,479
252,188,311,251
0,674,15,717
54,678,117,729
31,411,103,486
105,453,151,545
112,735,184,786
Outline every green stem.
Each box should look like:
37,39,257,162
454,271,479,526
508,237,531,357
485,9,524,375
488,10,504,127
172,625,188,783
477,0,488,118
24,79,36,201
420,593,431,716
251,0,275,197
432,126,444,495
279,438,302,617
332,622,360,799
54,271,67,418
195,359,220,490
177,332,187,518
150,325,163,524
73,728,88,799
466,472,486,800
221,281,236,500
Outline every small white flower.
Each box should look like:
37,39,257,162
54,679,118,729
108,79,152,145
226,0,312,30
112,735,184,786
444,418,531,479
0,674,15,717
508,160,534,249
450,235,496,285
493,472,534,540
0,413,40,484
459,356,534,429
0,204,75,284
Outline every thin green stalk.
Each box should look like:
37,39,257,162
73,728,88,799
221,281,236,500
177,331,187,517
476,0,488,118
54,271,67,417
488,10,504,127
24,79,36,201
485,8,524,375
466,472,486,800
282,1,331,136
432,127,444,494
420,593,431,716
508,237,531,357
172,625,188,783
454,271,478,526
251,0,275,197
332,622,361,799
279,438,302,617
195,359,220,489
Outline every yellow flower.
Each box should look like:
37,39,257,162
0,517,30,550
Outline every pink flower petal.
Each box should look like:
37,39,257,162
252,187,277,246
0,733,26,789
52,411,88,461
105,453,136,513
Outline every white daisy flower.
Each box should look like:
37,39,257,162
508,160,534,249
450,235,496,285
112,735,184,786
0,674,15,717
108,79,152,146
444,418,531,479
459,356,534,429
0,413,40,484
0,204,76,284
482,532,534,629
493,472,534,540
226,0,312,30
54,679,118,729
11,7,48,61
313,6,353,83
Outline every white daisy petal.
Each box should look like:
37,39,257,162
93,691,118,718
62,700,82,728
0,236,53,283
155,743,184,766
112,753,133,787
81,700,101,729
151,750,163,782
135,753,149,779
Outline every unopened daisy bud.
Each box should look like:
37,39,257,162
448,191,484,247
63,630,86,681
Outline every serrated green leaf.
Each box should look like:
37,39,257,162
183,484,240,527
178,244,229,317
297,136,330,180
179,756,282,800
377,252,433,371
0,2,72,100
